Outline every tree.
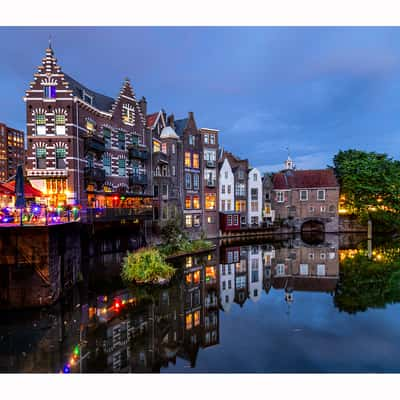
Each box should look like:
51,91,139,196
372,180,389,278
160,215,187,250
333,149,400,231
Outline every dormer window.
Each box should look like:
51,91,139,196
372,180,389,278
44,85,56,99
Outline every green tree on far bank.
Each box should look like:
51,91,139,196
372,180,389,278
333,149,400,231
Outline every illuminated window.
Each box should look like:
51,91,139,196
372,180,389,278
86,120,95,135
206,266,216,282
122,104,134,124
186,256,193,268
185,152,191,167
194,311,200,327
161,143,167,153
185,314,193,330
153,140,161,153
35,114,46,135
193,270,200,284
193,195,200,209
193,153,199,169
43,85,56,99
207,216,214,224
185,195,192,209
205,193,216,210
186,274,192,284
235,200,246,212
185,215,192,228
55,114,66,135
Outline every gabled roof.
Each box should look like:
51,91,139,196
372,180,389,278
174,118,188,137
146,112,159,129
63,73,115,112
273,169,339,190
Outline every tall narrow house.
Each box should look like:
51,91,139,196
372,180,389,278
24,44,151,208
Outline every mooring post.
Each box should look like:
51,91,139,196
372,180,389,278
368,218,372,259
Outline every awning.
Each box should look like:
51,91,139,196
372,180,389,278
1,180,43,198
0,183,13,196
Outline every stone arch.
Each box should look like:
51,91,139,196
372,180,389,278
301,219,325,233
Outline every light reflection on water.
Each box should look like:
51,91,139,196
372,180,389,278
1,233,400,373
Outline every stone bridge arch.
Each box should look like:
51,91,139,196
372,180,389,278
301,218,326,233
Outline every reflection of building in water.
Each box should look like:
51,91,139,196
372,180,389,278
219,246,238,312
248,245,263,302
235,247,249,307
269,235,339,301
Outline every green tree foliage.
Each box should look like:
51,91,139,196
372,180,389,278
335,254,400,314
333,149,400,230
160,215,188,252
121,248,175,284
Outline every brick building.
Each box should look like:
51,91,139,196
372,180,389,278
0,122,25,182
271,157,340,233
24,45,151,208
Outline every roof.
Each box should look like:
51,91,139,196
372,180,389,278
146,112,159,129
160,126,179,140
63,73,115,112
174,118,188,137
273,169,339,190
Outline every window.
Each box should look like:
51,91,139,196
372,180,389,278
204,134,209,144
193,153,199,169
224,171,228,179
132,135,139,146
86,120,95,135
86,154,93,168
238,170,244,179
82,91,93,105
320,253,326,260
251,201,258,212
55,114,66,135
172,165,176,176
251,216,258,225
122,104,134,124
207,216,214,224
210,134,215,144
222,281,226,290
317,189,326,201
43,85,56,99
193,215,201,227
118,132,125,150
186,257,193,268
227,215,232,226
320,206,326,212
193,174,199,190
162,184,168,196
35,114,46,135
233,215,239,225
185,196,192,209
236,183,246,196
194,311,200,327
227,185,231,194
277,191,284,202
300,190,308,201
300,264,308,275
55,148,66,169
185,152,191,167
103,154,111,175
161,143,167,154
222,185,226,194
188,135,195,146
221,200,225,211
228,280,232,289
253,173,258,181
185,173,191,189
193,195,200,209
276,264,285,276
171,143,176,154
154,185,159,197
185,314,193,330
227,200,232,211
309,206,315,213
205,193,216,210
185,215,192,228
36,148,46,169
118,159,125,176
103,128,111,148
251,188,258,200
317,264,326,276
153,140,160,153
236,200,246,212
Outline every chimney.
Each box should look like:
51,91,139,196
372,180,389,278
167,114,175,129
139,96,147,116
188,111,194,119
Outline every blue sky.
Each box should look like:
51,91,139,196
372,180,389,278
1,26,400,172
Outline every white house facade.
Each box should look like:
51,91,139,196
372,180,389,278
247,167,263,225
219,158,235,212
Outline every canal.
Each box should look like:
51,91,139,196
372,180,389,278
1,233,400,373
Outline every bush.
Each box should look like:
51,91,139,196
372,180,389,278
121,248,175,284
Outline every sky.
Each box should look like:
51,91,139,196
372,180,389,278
1,26,400,172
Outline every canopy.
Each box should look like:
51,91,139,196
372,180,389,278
1,180,43,198
0,183,13,196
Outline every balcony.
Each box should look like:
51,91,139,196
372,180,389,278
84,166,106,184
129,173,148,186
128,145,148,160
153,151,168,164
206,160,216,168
84,134,106,155
206,179,216,188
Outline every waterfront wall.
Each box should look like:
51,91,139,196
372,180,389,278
339,215,367,233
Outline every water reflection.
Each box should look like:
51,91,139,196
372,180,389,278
1,233,400,373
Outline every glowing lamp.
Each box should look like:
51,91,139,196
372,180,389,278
63,364,71,374
113,298,122,311
73,345,80,356
113,196,119,201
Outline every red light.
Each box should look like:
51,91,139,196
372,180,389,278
113,196,119,201
113,298,122,311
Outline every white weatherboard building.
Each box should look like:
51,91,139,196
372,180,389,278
248,167,263,225
219,158,234,212
220,262,235,312
248,245,263,302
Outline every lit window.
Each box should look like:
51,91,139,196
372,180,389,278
186,256,193,268
186,274,192,284
161,143,167,154
185,152,191,167
193,270,200,284
317,189,326,201
43,85,56,99
185,195,192,209
55,114,66,135
122,104,134,124
185,215,192,228
193,195,200,209
86,120,95,135
207,216,214,224
300,190,308,201
193,153,199,169
153,140,161,152
185,314,193,330
194,311,200,327
205,193,216,210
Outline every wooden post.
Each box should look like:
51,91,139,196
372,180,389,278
368,218,372,259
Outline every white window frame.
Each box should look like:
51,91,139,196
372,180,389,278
277,191,284,203
317,189,326,201
276,264,285,276
300,263,309,275
317,264,326,276
300,190,308,201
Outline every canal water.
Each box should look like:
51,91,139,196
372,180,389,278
1,233,400,373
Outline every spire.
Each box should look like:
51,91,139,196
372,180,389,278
284,147,294,170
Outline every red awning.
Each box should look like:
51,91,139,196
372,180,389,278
0,183,13,195
1,180,43,198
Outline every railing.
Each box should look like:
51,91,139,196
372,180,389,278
128,146,148,160
129,173,148,186
80,207,152,223
84,135,106,153
206,180,216,188
153,151,168,164
84,166,106,183
206,160,216,168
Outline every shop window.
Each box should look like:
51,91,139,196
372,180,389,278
194,311,200,327
193,270,200,284
185,314,193,330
